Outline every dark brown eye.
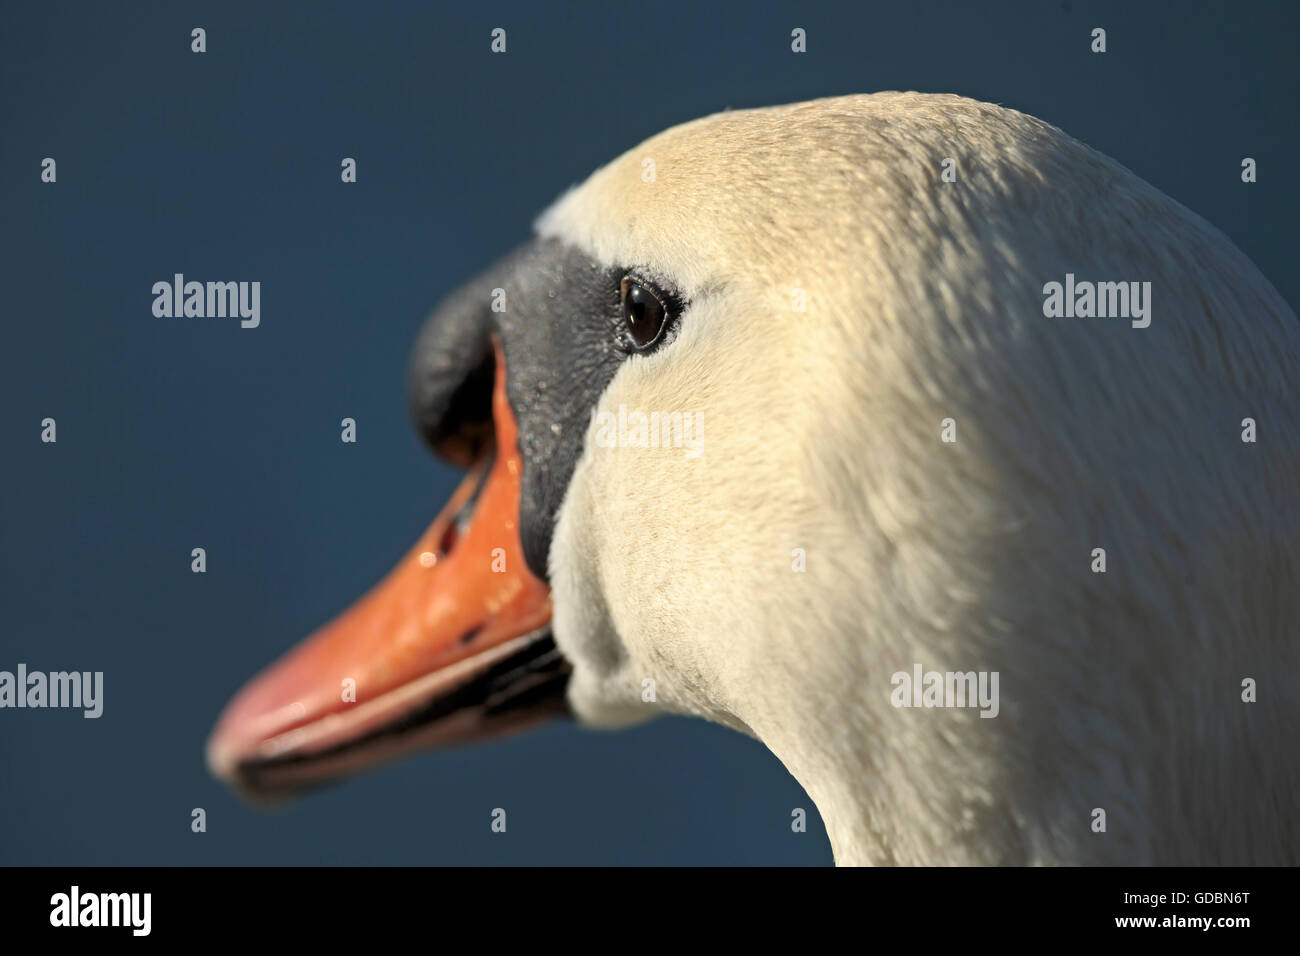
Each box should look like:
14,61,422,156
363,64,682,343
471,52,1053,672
620,276,669,350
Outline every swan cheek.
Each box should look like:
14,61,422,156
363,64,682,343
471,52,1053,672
548,453,657,730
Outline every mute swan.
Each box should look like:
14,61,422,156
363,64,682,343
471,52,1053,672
208,93,1300,865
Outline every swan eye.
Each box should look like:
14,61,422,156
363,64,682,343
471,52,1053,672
620,276,669,350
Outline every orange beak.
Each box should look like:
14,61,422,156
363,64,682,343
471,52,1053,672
206,339,562,795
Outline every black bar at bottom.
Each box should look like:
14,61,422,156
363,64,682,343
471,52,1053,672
0,865,1280,941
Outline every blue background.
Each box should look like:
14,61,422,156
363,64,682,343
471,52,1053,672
1,0,1295,865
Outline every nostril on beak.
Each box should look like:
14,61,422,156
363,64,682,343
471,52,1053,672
438,522,459,556
439,444,498,560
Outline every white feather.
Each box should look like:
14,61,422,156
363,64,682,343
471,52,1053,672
539,93,1298,864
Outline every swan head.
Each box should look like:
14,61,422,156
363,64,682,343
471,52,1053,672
207,92,1299,864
